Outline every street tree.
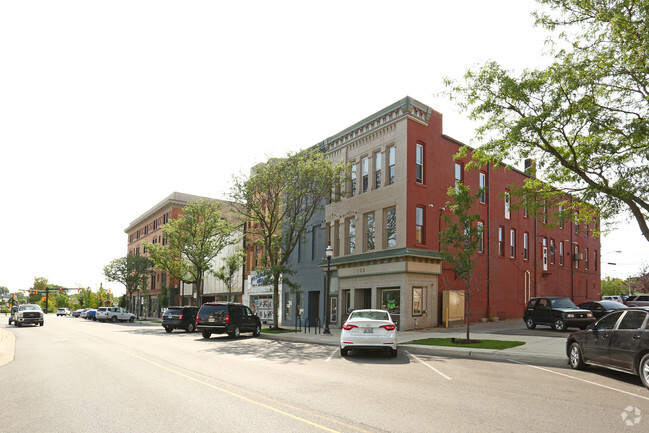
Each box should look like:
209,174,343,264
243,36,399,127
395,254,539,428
445,0,649,241
103,254,155,312
230,148,346,329
439,183,485,342
143,199,234,306
213,250,245,302
601,276,628,296
29,277,48,305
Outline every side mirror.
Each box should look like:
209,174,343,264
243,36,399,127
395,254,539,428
587,323,596,331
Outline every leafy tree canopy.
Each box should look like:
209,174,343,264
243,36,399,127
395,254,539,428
446,0,649,241
230,148,346,328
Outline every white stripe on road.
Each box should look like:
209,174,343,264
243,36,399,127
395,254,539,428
406,351,452,380
326,348,337,362
510,360,649,401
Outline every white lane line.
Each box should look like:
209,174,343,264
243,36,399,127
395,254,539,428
406,351,452,381
326,348,337,362
510,360,649,401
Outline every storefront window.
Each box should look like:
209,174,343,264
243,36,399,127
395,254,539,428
330,296,337,323
382,289,400,315
412,287,423,316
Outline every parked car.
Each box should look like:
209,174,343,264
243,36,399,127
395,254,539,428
72,308,86,318
80,308,96,319
567,308,649,389
56,308,71,316
162,306,198,333
340,309,398,357
85,309,97,320
523,297,595,331
11,304,44,327
578,301,628,319
96,307,135,323
197,302,261,339
626,294,649,307
602,295,624,303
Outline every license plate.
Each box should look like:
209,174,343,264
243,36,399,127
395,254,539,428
363,328,374,334
208,318,215,322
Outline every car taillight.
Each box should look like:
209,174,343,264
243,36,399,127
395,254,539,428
342,324,357,330
380,324,396,331
179,314,184,320
226,314,230,324
196,315,199,324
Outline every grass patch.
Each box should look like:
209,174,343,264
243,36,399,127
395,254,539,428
408,337,525,350
261,328,300,334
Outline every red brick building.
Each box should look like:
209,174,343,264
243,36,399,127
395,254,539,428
323,97,600,329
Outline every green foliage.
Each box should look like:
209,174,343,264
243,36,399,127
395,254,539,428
144,199,235,305
213,250,245,302
446,0,649,241
104,254,154,310
230,148,346,328
439,183,485,340
158,284,170,309
601,276,628,296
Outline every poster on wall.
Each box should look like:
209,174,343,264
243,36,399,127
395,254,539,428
252,296,274,324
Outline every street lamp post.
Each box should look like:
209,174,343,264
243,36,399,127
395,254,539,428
324,245,333,335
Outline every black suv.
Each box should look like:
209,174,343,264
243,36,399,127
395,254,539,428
197,302,261,339
162,306,199,333
523,297,595,331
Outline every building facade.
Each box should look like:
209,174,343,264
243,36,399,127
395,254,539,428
320,97,601,330
125,192,241,314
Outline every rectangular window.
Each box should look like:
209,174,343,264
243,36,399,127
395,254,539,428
144,225,149,235
558,205,564,229
137,230,140,239
385,207,397,248
375,152,382,189
415,207,424,244
153,219,158,230
594,250,598,271
350,163,357,196
388,146,396,185
416,144,424,183
585,248,589,270
543,202,547,224
510,229,516,258
559,241,564,266
550,239,555,264
504,191,511,220
163,213,169,224
330,296,337,323
361,157,369,193
477,222,484,253
455,162,463,187
479,172,486,204
412,287,423,316
347,218,356,254
523,232,529,260
575,245,579,269
498,227,505,256
365,213,375,251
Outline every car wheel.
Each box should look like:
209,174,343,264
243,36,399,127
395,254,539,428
201,330,211,339
525,317,536,329
129,316,135,323
39,321,44,326
164,326,173,333
185,322,195,333
253,324,261,337
639,353,649,390
390,347,398,358
228,326,241,338
569,342,586,370
552,318,566,332
340,347,349,357
111,316,117,323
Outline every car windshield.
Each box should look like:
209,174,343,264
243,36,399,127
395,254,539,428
19,305,41,311
550,298,577,309
349,311,390,321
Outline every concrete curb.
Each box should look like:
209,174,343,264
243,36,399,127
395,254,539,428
0,328,16,367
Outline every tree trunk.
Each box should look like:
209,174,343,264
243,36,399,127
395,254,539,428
272,273,280,330
465,288,471,341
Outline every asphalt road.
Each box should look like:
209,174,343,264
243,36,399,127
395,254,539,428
2,316,649,432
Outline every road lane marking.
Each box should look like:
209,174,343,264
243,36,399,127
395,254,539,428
510,360,649,402
88,334,375,433
405,351,452,380
326,348,337,362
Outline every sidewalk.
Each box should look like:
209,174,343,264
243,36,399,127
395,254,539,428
0,327,15,367
260,320,569,366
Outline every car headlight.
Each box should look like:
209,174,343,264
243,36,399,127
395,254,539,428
586,312,593,318
566,313,575,318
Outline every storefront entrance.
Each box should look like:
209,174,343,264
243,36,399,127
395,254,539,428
381,288,400,329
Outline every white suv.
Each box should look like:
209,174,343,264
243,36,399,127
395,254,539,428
96,307,135,323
